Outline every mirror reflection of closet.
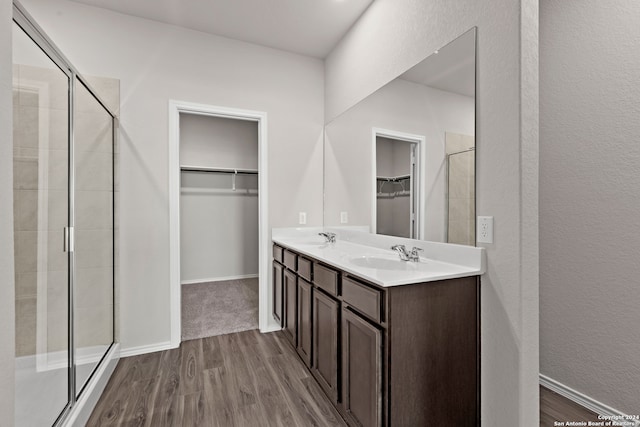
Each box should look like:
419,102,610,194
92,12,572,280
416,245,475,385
375,136,418,239
323,28,476,245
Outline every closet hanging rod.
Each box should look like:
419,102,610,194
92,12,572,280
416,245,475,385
376,174,410,182
180,165,258,175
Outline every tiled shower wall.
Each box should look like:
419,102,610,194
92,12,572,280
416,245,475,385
446,132,475,246
13,64,69,357
13,64,119,360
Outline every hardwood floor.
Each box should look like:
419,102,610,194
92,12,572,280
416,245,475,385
89,329,600,426
540,385,600,426
88,330,347,426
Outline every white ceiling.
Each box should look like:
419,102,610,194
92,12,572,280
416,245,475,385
400,29,476,97
70,0,374,58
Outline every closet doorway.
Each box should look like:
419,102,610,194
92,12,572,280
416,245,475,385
372,128,424,239
168,102,271,348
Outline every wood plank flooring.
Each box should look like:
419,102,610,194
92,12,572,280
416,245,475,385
87,330,347,426
540,385,600,426
89,329,601,426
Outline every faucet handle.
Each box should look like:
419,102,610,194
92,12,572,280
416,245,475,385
391,244,406,251
319,232,336,243
409,247,423,262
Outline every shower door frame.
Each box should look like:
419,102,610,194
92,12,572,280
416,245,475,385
13,2,118,426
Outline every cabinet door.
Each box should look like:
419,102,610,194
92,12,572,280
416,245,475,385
342,308,382,427
283,269,297,346
272,261,283,326
297,278,312,367
312,289,339,403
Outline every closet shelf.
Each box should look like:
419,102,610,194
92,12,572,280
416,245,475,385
376,174,410,182
180,165,258,175
377,191,410,198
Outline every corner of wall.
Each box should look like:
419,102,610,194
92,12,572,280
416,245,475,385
0,1,16,423
519,0,540,424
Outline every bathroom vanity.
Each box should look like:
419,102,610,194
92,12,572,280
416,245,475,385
272,230,484,427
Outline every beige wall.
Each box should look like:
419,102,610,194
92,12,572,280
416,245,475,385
0,0,16,422
325,0,539,425
21,0,325,352
540,0,640,414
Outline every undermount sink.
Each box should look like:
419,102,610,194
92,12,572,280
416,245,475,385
349,255,419,271
292,240,332,247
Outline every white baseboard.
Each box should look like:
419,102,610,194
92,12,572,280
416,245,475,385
260,324,283,333
181,273,259,285
540,374,640,426
120,341,174,358
63,343,120,427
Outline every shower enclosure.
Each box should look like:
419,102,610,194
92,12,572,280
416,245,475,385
12,2,117,426
446,147,476,245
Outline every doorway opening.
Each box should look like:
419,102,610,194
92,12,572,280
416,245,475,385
372,128,424,239
169,101,272,349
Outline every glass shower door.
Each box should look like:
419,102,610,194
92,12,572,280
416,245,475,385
73,80,115,396
12,21,71,426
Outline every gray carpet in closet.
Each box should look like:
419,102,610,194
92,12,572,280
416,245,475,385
181,278,258,341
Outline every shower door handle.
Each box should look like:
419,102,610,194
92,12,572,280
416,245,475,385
64,226,74,253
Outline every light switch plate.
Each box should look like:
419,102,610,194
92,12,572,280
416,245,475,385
477,216,494,243
299,212,307,225
340,212,348,224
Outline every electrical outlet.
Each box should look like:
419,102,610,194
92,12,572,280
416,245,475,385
340,212,348,224
477,216,494,244
299,212,307,225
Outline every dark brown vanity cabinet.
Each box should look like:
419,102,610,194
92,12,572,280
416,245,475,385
312,288,340,403
283,268,297,346
273,245,285,326
296,278,313,367
341,307,382,427
272,243,479,427
272,261,283,326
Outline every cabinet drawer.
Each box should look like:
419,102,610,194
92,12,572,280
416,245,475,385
298,256,313,282
283,249,297,271
314,263,338,296
273,244,284,263
342,276,382,323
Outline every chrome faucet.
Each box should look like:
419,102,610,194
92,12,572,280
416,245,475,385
319,232,337,243
391,244,410,261
391,244,423,262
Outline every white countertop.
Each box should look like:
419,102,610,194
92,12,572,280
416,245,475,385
272,227,485,287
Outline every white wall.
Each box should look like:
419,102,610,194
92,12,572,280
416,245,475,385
540,0,640,414
21,0,325,352
0,1,16,423
324,78,474,242
180,114,258,169
180,115,259,283
325,1,539,426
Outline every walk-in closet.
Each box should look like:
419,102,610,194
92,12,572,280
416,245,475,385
179,113,259,341
375,136,416,239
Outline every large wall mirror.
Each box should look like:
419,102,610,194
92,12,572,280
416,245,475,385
324,28,476,246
